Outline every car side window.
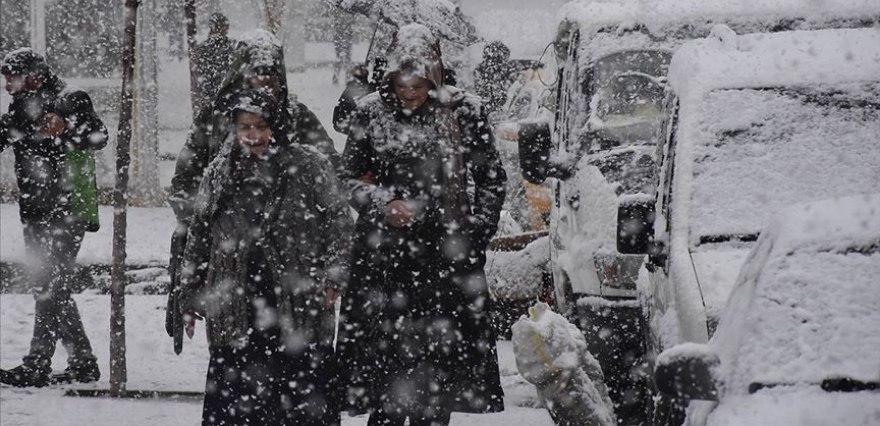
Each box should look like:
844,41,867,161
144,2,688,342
555,29,581,152
657,95,679,233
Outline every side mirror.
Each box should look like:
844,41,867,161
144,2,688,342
617,200,655,254
518,121,553,184
646,240,667,272
655,343,720,401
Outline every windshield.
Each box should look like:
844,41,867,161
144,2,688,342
575,50,671,157
720,245,880,391
588,50,670,140
689,83,880,242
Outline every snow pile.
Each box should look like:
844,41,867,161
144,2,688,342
512,302,617,426
485,236,549,300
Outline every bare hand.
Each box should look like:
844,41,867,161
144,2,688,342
183,310,204,339
39,113,66,137
385,199,415,228
324,288,338,310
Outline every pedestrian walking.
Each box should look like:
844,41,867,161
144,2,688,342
336,24,507,426
166,29,339,346
473,41,516,116
191,12,238,116
179,89,351,425
0,48,107,387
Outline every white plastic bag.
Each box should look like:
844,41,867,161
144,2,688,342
512,302,617,426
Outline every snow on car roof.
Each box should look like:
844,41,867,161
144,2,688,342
668,27,880,100
558,0,880,35
712,194,880,394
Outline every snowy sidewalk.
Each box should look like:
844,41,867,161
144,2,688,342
0,204,175,266
0,295,551,426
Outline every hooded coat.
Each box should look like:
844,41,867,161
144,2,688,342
178,90,351,425
0,49,108,226
170,30,338,224
179,114,351,350
337,24,507,416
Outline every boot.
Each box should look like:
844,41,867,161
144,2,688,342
0,364,51,388
50,359,101,384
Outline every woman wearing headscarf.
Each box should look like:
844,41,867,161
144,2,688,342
179,89,351,426
337,23,507,426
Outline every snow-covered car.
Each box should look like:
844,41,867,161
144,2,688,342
634,26,880,421
654,194,880,426
516,1,880,423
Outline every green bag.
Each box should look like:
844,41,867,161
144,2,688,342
65,149,100,232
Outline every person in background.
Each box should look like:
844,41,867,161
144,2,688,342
473,41,516,116
191,12,238,117
332,57,386,135
332,11,356,85
0,48,107,387
179,89,351,425
337,23,507,426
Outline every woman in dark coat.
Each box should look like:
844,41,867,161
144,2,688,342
179,89,351,426
337,23,507,426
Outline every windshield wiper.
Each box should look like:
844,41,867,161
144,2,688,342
821,378,879,392
749,378,879,394
699,233,759,245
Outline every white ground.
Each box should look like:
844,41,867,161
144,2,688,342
0,295,551,426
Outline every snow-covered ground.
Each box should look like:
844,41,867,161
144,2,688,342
0,295,550,426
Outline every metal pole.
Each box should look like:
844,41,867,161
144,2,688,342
111,0,140,398
184,0,198,119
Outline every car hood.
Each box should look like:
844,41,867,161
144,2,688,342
690,247,752,326
699,386,880,426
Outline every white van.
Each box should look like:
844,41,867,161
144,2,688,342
642,27,880,422
517,1,880,423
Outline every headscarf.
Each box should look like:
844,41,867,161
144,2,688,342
384,23,445,90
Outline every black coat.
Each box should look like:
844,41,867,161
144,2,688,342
0,80,108,224
337,86,507,415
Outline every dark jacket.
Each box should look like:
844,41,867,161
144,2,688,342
192,34,238,115
170,33,338,224
0,79,108,224
179,138,351,349
474,42,516,115
337,81,507,415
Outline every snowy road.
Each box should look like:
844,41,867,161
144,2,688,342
0,295,553,426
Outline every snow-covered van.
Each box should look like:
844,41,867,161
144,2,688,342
517,1,880,423
642,26,880,422
654,194,880,426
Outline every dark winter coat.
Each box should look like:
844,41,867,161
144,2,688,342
192,34,238,115
0,78,108,225
337,80,508,415
474,42,516,115
179,138,351,350
170,31,338,225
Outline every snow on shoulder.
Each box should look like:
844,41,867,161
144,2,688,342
668,27,880,101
